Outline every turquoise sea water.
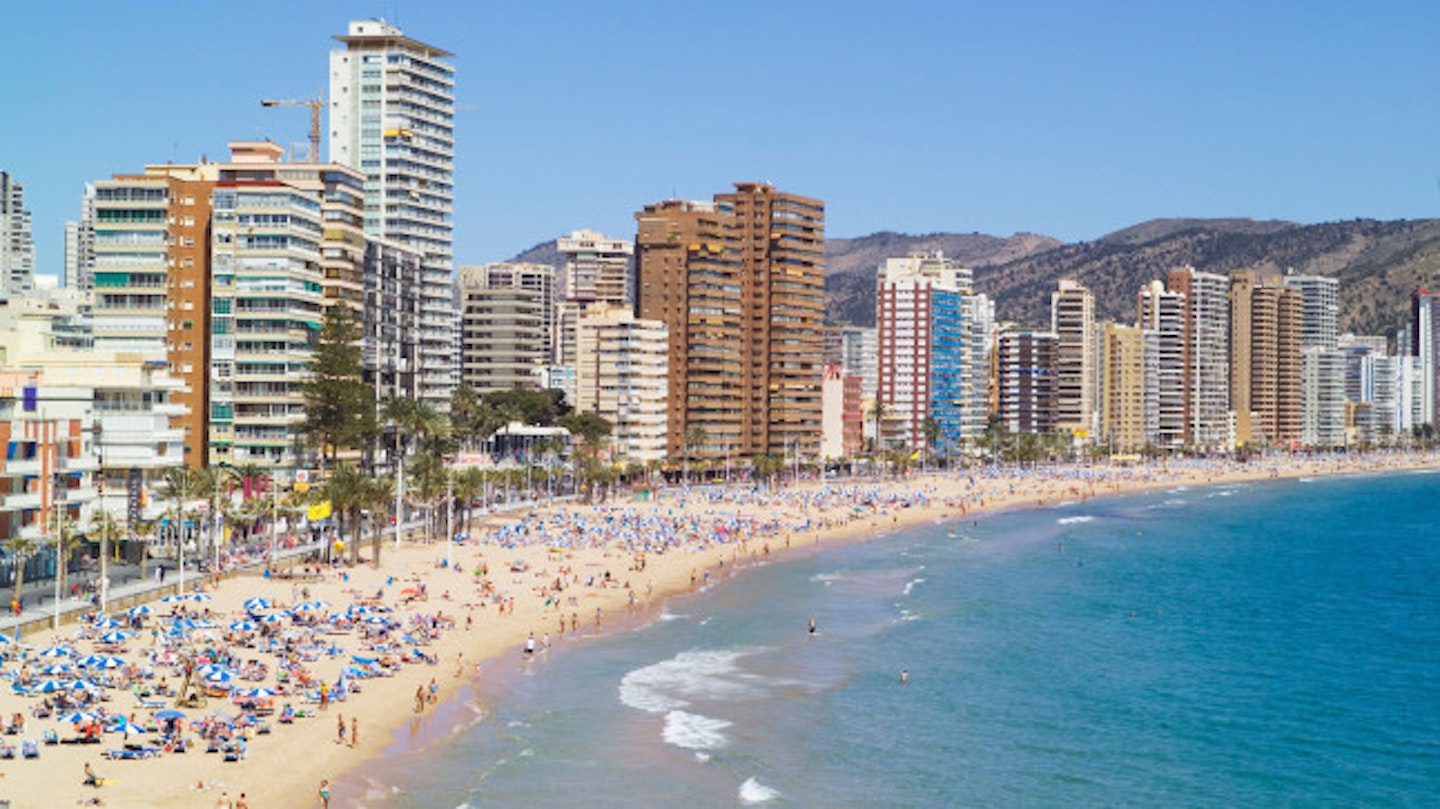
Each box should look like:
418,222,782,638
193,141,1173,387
342,471,1440,807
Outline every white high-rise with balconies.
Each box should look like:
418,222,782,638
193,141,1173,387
330,19,457,410
0,171,35,298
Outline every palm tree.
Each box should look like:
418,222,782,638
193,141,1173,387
5,532,39,616
560,413,613,503
52,518,83,607
407,451,450,540
323,462,370,565
684,424,708,485
920,417,942,473
363,475,394,567
453,467,486,536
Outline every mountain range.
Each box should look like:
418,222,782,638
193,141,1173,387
507,217,1440,340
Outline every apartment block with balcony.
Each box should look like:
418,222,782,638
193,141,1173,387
635,199,741,462
458,263,554,394
208,180,324,469
997,331,1058,435
1051,280,1095,442
331,19,457,412
573,304,668,463
0,171,35,299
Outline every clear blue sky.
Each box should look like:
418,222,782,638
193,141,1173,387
3,0,1438,278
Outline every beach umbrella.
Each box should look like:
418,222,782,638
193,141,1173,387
80,655,124,670
64,679,97,691
160,594,187,603
243,597,271,612
202,672,233,687
239,687,276,698
258,612,288,624
37,645,72,658
33,680,65,693
153,709,186,721
364,616,389,625
229,621,258,632
37,663,73,676
127,605,152,617
91,617,122,629
295,600,328,612
187,593,212,603
96,631,131,644
58,710,95,724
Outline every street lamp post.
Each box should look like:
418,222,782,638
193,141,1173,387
93,418,109,614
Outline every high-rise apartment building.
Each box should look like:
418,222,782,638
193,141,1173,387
458,263,554,393
0,172,35,298
207,176,325,468
365,238,426,401
1137,279,1187,450
1228,271,1302,447
876,253,982,454
1288,273,1345,447
554,229,633,367
1097,322,1157,452
635,199,739,462
996,331,1057,435
1412,288,1439,429
330,19,457,411
838,326,878,403
573,304,668,463
64,184,97,292
1051,280,1095,441
1166,267,1230,449
91,164,216,467
719,183,826,459
635,184,825,462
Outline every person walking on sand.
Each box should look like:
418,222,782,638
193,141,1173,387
318,778,331,808
337,713,346,745
350,716,358,748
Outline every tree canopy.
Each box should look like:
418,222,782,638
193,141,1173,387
300,306,377,465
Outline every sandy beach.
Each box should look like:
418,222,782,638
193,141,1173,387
0,450,1433,809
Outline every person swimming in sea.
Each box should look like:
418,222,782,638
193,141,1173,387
808,617,816,637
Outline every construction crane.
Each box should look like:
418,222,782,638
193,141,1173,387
260,92,325,162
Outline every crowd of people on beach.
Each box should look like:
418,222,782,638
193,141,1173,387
0,448,1431,806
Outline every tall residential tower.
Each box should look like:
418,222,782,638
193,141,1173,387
330,20,457,410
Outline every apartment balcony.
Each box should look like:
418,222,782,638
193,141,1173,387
3,491,41,510
58,454,100,473
4,458,41,476
63,485,99,505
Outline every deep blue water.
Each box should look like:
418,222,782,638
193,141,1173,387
343,471,1440,808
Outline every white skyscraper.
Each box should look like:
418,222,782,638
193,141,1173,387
0,171,35,298
64,183,96,292
330,19,457,410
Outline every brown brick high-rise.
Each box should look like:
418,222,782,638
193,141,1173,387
635,183,825,464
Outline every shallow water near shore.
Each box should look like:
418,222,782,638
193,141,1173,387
340,471,1440,807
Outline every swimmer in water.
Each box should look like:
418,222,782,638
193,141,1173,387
808,617,816,636
900,669,909,684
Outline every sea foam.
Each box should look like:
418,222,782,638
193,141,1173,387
739,777,782,804
662,709,731,750
618,648,771,714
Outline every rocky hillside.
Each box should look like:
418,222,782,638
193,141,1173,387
829,218,1440,338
